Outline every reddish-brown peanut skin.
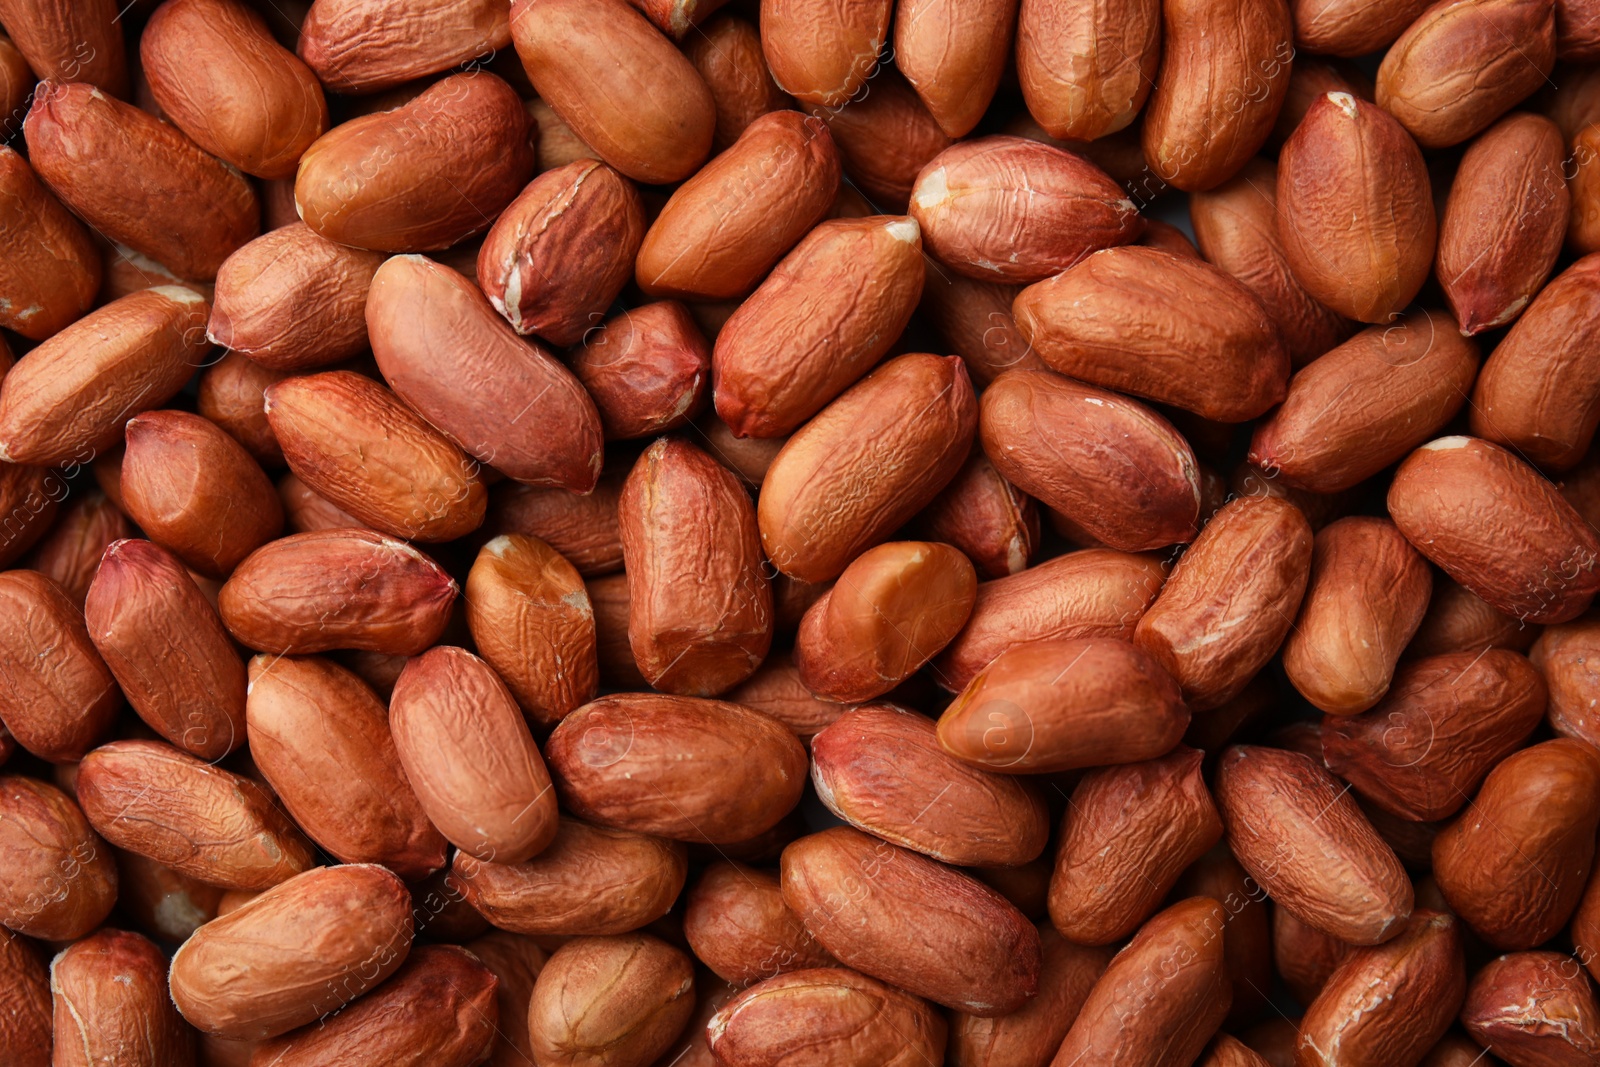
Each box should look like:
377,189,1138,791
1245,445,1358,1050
619,438,772,696
120,410,284,579
1433,739,1600,950
758,353,977,583
245,655,448,880
1571,124,1600,256
1135,496,1313,712
527,934,695,1067
1471,255,1600,470
1579,866,1600,983
1461,951,1600,1065
949,925,1109,1067
1176,847,1274,1027
713,216,925,439
1438,113,1567,335
1051,898,1234,1067
896,0,1014,137
1322,650,1546,822
796,543,977,703
19,484,120,602
141,0,327,179
1015,246,1290,422
1049,747,1224,946
476,159,646,348
726,657,847,740
1249,311,1481,493
197,353,286,466
1216,746,1414,946
220,529,456,657
0,775,116,940
1016,0,1156,142
587,573,647,689
760,0,891,108
368,254,604,489
938,636,1189,773
0,461,63,574
389,647,558,866
1283,517,1433,715
511,0,715,183
169,864,414,1041
1189,157,1355,367
547,693,807,843
780,826,1041,1016
935,548,1168,692
1296,910,1466,1067
50,928,194,1067
0,147,99,340
486,472,624,578
1274,905,1354,1006
981,368,1201,552
453,819,687,936
25,81,259,279
1377,0,1557,149
1291,0,1429,55
812,68,954,211
264,371,488,543
1141,0,1294,192
810,705,1049,866
249,945,499,1067
464,931,548,1067
685,15,787,150
637,110,839,300
297,0,511,93
1277,94,1436,324
683,861,835,985
0,286,211,468
1534,619,1600,747
910,136,1142,284
209,225,385,372
0,0,126,95
709,966,948,1067
1202,1034,1275,1067
75,740,315,891
1389,436,1600,624
86,539,246,759
915,451,1039,580
571,302,710,440
294,73,533,252
0,571,120,763
0,929,51,1067
465,534,598,727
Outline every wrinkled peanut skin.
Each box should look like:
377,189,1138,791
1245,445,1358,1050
939,636,1189,773
759,0,891,109
1283,517,1433,715
571,302,711,441
1216,745,1414,946
169,864,414,1041
511,0,715,183
1015,246,1290,422
685,15,787,150
1048,746,1224,946
85,539,245,759
683,861,835,986
0,571,121,764
981,368,1201,552
547,693,807,844
1276,94,1436,324
1135,495,1313,712
1533,618,1600,748
486,470,624,578
1388,435,1600,624
527,934,696,1067
76,740,314,891
23,490,129,608
1016,0,1156,142
1322,649,1546,822
0,928,51,1067
389,646,559,866
811,704,1048,867
949,925,1108,1067
915,452,1039,580
1460,951,1600,1065
796,543,977,704
0,0,127,96
619,438,772,696
1250,310,1480,494
1291,0,1429,55
298,0,511,94
897,0,1015,137
51,928,194,1067
0,147,98,340
813,70,954,211
709,967,948,1067
453,819,687,937
197,353,287,467
780,826,1041,1016
1051,898,1234,1067
1434,738,1600,949
0,775,117,941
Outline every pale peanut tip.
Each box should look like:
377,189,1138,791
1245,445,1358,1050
1328,92,1358,118
885,218,920,243
152,285,207,306
912,167,949,211
483,534,515,557
1422,435,1471,451
0,440,12,463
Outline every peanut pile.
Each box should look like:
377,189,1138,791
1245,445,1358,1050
2,0,1600,1065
